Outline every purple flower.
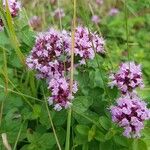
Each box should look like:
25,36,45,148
109,8,119,16
52,8,65,19
109,62,144,94
91,15,101,24
74,26,105,64
29,16,42,31
26,27,105,111
110,93,150,138
96,0,103,5
26,28,79,111
3,0,21,17
48,77,78,110
0,19,4,31
26,29,71,79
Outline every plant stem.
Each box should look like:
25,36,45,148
0,83,42,102
0,101,4,128
124,0,129,59
57,0,62,30
65,0,76,150
13,120,25,150
124,0,131,73
2,47,8,93
65,108,72,150
43,89,62,150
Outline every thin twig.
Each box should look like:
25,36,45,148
42,89,62,150
0,84,42,103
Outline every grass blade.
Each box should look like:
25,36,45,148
4,0,25,65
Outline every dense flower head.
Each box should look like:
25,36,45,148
26,29,71,79
109,8,119,16
26,27,105,110
29,16,42,31
109,62,144,94
0,19,4,31
91,15,101,24
110,93,150,138
74,26,105,64
3,0,21,17
48,77,78,111
52,8,65,19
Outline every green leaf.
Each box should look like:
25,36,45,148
9,95,23,107
26,131,38,143
32,104,41,119
39,133,56,149
95,130,105,142
74,134,87,145
39,107,50,129
99,140,113,150
73,96,93,113
0,92,7,102
73,111,99,125
132,139,148,150
56,127,66,146
99,116,111,130
17,25,35,48
113,135,128,147
53,110,67,126
27,131,56,149
89,87,104,100
76,125,90,135
105,129,115,140
94,69,105,88
5,107,21,123
88,125,96,142
0,31,10,46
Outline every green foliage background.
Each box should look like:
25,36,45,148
0,0,150,149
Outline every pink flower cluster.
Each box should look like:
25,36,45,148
48,77,78,111
52,8,65,20
109,8,119,16
3,0,21,17
26,29,71,79
0,0,21,31
110,93,150,138
29,16,42,31
109,62,150,138
0,19,4,31
26,29,74,110
74,26,105,64
109,62,144,94
26,27,105,110
91,15,101,24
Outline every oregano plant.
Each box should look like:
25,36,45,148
0,0,150,150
